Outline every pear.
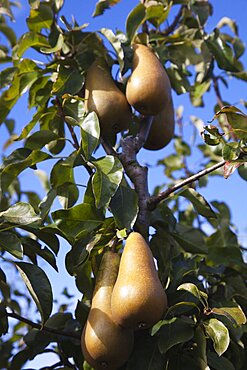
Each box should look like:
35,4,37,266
85,60,132,138
126,44,171,115
111,232,168,330
144,97,175,150
81,250,134,370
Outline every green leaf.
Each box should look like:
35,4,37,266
15,262,53,324
215,106,247,140
0,202,40,225
126,3,146,42
27,3,53,32
207,351,235,370
0,67,17,89
211,306,246,326
238,163,247,180
204,318,230,356
100,28,125,71
52,203,103,241
0,24,16,46
14,32,49,59
205,31,241,72
93,0,121,17
0,232,23,259
52,65,84,96
173,224,208,254
92,156,123,208
157,318,194,354
25,130,59,150
40,33,64,54
179,188,216,219
0,149,51,192
109,179,138,230
80,112,100,160
177,283,208,307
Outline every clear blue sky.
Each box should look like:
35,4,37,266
1,1,247,367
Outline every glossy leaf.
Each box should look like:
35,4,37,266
80,112,100,160
52,65,84,96
40,33,64,54
25,130,59,150
211,306,246,326
157,318,194,354
15,262,53,324
14,32,49,59
0,232,23,259
204,318,230,356
92,155,123,208
177,283,208,307
126,3,146,42
0,202,40,225
109,179,138,229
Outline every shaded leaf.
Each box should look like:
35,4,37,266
15,262,53,324
157,318,194,354
0,232,23,259
204,318,230,356
93,0,121,17
173,224,208,254
52,65,84,96
25,130,59,150
179,188,216,219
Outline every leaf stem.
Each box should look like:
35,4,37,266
148,160,226,210
7,311,81,340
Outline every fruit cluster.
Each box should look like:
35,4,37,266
81,232,168,370
85,43,175,150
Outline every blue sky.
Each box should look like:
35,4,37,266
1,1,247,367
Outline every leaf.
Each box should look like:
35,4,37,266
100,28,126,72
207,351,235,370
177,283,208,307
211,306,246,326
214,106,247,140
0,232,23,259
25,130,59,150
14,32,49,59
238,163,247,180
80,112,100,160
27,3,53,32
52,65,84,96
40,33,64,54
0,202,40,225
223,161,241,179
93,0,121,17
92,156,123,208
109,180,138,230
126,3,146,42
173,224,208,254
52,203,103,241
157,318,194,354
204,318,230,356
179,188,216,219
15,262,53,324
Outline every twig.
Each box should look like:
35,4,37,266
7,311,81,341
148,160,226,210
162,5,184,36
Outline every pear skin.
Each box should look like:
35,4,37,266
144,98,175,150
85,60,132,138
126,44,171,115
81,251,134,370
111,232,168,330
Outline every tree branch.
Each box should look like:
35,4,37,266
148,160,226,210
7,311,81,341
162,5,184,36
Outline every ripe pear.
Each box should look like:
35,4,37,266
85,60,132,138
81,250,134,370
144,97,175,150
126,44,171,115
111,232,168,330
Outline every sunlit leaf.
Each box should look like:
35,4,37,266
204,318,230,356
27,3,53,32
126,3,146,42
80,112,100,160
0,202,40,225
93,0,121,17
211,305,246,326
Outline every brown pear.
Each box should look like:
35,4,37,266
126,44,171,115
85,60,132,138
111,232,168,330
81,251,134,370
144,97,175,150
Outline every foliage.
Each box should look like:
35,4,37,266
0,0,247,369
